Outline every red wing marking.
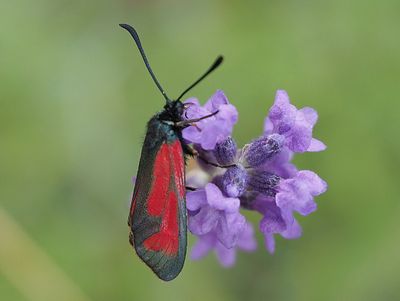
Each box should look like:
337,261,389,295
147,143,171,216
143,190,178,255
143,140,184,256
172,145,185,199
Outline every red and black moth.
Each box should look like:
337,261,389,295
120,24,223,281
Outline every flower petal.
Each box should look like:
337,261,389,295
217,104,239,125
299,107,318,126
184,98,209,120
200,120,228,150
263,117,274,134
274,89,291,106
182,126,202,144
286,125,312,152
276,171,323,216
268,90,297,134
260,209,286,234
216,212,246,248
281,218,302,239
205,183,240,213
307,138,327,152
186,189,207,211
286,111,313,152
190,233,215,260
215,242,236,267
188,206,220,235
204,90,229,111
297,170,328,196
264,233,276,254
184,97,200,107
237,222,257,251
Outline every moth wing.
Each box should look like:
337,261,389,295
129,137,187,281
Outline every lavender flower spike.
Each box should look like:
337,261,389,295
182,90,238,150
185,88,327,264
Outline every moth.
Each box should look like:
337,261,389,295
120,24,223,281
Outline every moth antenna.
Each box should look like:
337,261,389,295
119,23,171,103
176,56,224,101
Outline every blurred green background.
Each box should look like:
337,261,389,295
1,0,400,300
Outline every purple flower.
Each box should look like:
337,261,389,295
264,90,326,153
182,90,238,150
252,197,302,254
249,170,326,253
191,222,257,267
187,183,246,248
276,170,327,216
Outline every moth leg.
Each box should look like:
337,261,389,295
185,144,235,168
197,156,236,169
185,144,198,157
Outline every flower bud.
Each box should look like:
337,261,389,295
222,165,248,197
214,136,237,165
245,134,284,167
248,171,280,197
